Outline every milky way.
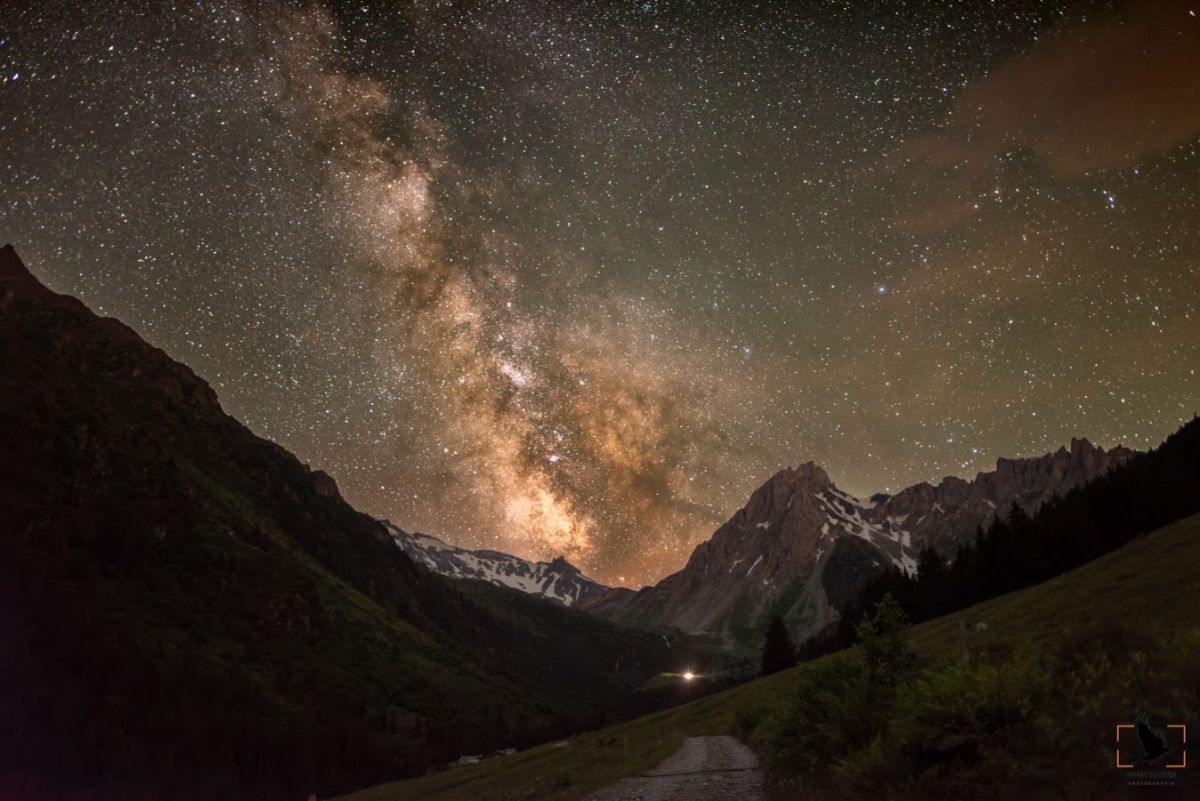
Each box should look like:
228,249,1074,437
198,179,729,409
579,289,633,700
2,1,1198,585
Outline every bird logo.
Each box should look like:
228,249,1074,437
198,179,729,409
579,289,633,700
1127,714,1173,767
1116,713,1189,770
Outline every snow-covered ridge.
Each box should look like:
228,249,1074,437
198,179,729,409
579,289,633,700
817,489,918,575
383,522,609,607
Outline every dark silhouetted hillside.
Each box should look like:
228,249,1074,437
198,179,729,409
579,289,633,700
0,245,716,801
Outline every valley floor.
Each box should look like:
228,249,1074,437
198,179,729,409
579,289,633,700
585,736,763,801
336,512,1200,801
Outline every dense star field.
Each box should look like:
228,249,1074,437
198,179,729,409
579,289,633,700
2,1,1198,585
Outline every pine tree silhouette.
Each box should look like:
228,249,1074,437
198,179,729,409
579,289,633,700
761,615,798,675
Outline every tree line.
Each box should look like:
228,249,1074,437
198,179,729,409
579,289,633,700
794,416,1200,662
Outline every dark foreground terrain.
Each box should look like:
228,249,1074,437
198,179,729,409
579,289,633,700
341,511,1200,801
0,246,721,801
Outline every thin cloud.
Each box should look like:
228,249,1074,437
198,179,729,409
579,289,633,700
887,1,1200,227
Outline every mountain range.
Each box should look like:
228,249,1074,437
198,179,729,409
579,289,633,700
395,432,1129,646
580,440,1129,644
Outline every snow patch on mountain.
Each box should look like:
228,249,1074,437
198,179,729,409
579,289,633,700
587,438,1131,643
384,522,609,607
817,489,915,574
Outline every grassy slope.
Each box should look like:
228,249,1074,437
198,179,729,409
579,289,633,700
0,250,728,800
339,511,1200,801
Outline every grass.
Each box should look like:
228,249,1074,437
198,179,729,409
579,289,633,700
335,511,1200,801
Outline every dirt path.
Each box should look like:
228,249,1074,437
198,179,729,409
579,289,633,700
585,735,765,801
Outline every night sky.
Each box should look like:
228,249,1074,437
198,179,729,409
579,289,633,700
3,1,1198,585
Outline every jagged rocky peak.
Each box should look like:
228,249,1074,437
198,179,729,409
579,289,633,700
1060,437,1133,481
624,459,889,637
993,436,1128,489
592,437,1134,643
726,462,832,527
308,469,341,500
871,437,1133,553
771,461,832,489
547,555,579,574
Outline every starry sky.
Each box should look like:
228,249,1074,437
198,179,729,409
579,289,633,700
2,1,1198,586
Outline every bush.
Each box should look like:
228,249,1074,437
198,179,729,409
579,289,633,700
758,609,1200,801
760,656,877,779
855,592,916,691
887,657,1051,788
759,594,921,787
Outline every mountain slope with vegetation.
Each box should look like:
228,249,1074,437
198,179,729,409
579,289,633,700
0,245,718,801
344,510,1200,800
800,415,1200,660
588,438,1130,648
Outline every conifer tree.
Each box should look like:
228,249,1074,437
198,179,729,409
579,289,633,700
761,615,797,675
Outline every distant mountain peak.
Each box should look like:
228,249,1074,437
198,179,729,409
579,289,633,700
547,554,579,573
1,243,57,305
593,438,1133,642
770,461,831,487
1,243,24,273
385,524,609,607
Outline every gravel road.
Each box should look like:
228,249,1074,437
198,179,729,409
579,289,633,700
585,735,765,801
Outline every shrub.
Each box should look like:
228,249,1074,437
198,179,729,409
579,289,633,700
889,656,1051,785
855,592,916,692
760,656,877,779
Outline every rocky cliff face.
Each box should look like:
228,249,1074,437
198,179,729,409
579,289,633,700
617,463,907,636
868,438,1132,554
586,439,1131,643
